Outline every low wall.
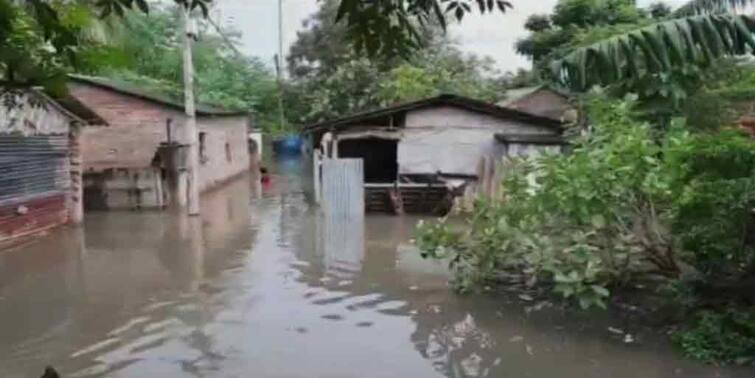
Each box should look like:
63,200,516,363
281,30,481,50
83,168,164,210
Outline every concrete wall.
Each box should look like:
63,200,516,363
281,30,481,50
0,92,71,136
83,167,164,210
398,106,558,176
197,116,251,192
68,82,251,209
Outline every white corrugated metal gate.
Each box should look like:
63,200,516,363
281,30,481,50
320,158,364,217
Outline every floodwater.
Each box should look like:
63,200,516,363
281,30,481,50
1,159,753,378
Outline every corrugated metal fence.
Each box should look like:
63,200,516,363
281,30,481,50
320,158,364,217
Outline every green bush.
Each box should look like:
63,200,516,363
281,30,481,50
667,129,755,279
416,97,755,313
417,98,678,309
672,308,755,365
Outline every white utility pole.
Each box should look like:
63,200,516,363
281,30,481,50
182,5,201,216
276,0,286,131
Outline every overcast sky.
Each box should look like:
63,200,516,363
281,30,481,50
213,0,689,73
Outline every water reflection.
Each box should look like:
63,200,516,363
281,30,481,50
0,176,254,377
316,215,365,278
0,162,752,378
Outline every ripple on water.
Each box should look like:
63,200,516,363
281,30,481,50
321,314,345,321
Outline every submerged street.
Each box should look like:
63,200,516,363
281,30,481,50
0,159,752,378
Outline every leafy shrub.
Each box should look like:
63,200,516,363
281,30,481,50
417,97,755,313
417,98,679,309
672,308,755,365
666,129,755,279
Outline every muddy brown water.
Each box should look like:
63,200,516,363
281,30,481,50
1,159,753,378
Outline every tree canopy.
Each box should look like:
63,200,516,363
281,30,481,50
552,0,755,92
283,0,510,125
0,0,514,91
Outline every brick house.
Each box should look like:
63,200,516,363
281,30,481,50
66,75,252,210
0,90,104,245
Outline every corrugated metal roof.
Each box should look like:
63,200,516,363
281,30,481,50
304,94,563,133
498,86,545,106
497,85,570,107
69,75,248,117
494,133,566,145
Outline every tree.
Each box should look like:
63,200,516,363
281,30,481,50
83,5,280,130
0,0,211,89
334,0,512,57
552,0,755,92
286,0,508,124
524,14,551,32
649,2,672,19
515,0,651,74
1,0,512,91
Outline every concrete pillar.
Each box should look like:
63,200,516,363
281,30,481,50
176,169,189,208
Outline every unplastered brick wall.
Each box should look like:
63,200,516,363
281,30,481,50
69,82,184,171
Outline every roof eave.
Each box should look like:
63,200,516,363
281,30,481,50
68,75,247,117
303,94,563,134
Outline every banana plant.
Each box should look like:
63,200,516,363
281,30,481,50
553,0,755,91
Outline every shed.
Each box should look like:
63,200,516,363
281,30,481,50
304,94,565,214
0,90,99,244
66,75,253,210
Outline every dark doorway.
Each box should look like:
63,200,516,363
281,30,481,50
338,138,398,183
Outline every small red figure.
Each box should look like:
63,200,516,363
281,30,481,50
260,167,271,186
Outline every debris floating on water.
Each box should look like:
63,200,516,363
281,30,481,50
518,294,534,302
607,327,624,335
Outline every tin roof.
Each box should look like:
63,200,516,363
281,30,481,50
494,133,566,145
68,75,248,117
497,85,570,107
303,94,563,133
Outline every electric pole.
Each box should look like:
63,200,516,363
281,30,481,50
182,4,201,216
276,0,286,132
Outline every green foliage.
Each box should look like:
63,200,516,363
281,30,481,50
380,48,503,104
0,0,210,90
553,14,755,92
417,98,680,309
649,2,672,19
334,0,512,58
674,0,755,16
673,308,755,365
551,0,643,28
516,0,649,66
0,0,87,90
286,1,507,124
549,0,755,103
292,57,384,123
379,65,438,103
667,128,755,278
82,5,279,131
416,96,755,315
524,14,551,32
